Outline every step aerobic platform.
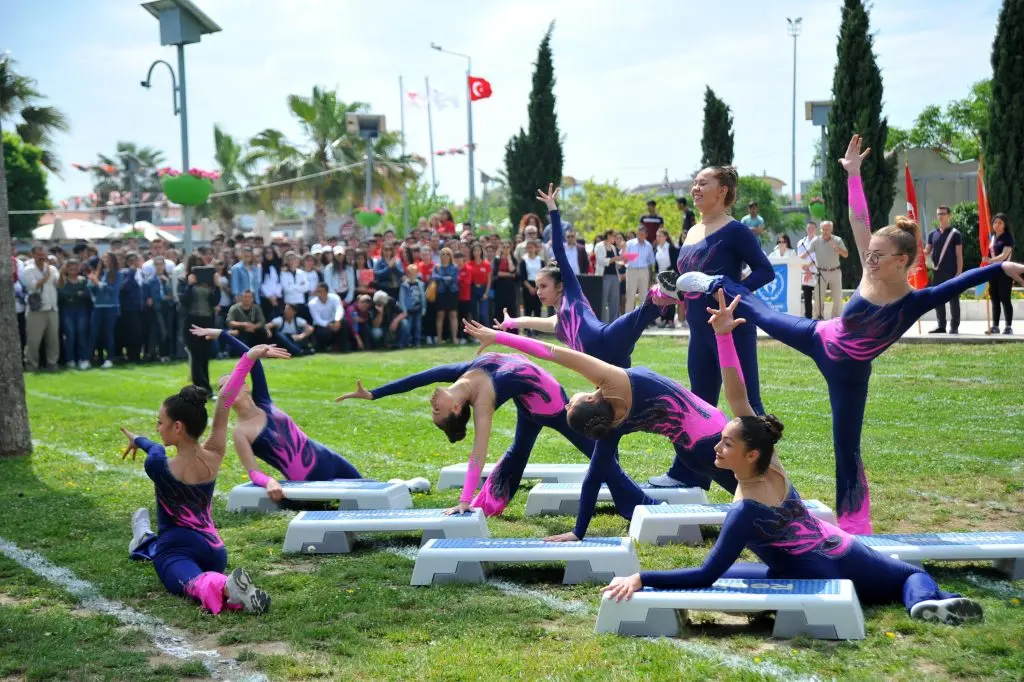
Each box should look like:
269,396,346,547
282,508,489,554
629,500,836,545
595,578,865,640
859,531,1024,579
524,483,707,517
436,462,589,490
226,479,413,513
410,537,640,586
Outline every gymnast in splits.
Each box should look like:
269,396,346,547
601,293,984,628
462,320,737,542
660,134,1024,534
336,353,596,516
494,185,675,369
124,344,286,615
187,327,428,504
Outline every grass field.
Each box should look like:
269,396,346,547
2,337,1023,681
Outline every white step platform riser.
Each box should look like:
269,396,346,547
437,463,590,490
411,537,640,586
629,500,835,545
525,484,707,517
595,579,865,640
283,509,489,554
226,480,413,513
861,532,1024,580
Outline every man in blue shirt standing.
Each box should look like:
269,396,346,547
623,226,655,312
230,247,262,305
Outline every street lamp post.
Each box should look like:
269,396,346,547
787,17,802,205
140,0,220,257
430,42,475,224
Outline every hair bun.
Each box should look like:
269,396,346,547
178,385,210,407
761,414,785,445
894,215,919,234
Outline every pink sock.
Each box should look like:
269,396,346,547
185,571,228,614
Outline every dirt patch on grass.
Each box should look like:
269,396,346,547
914,659,950,679
0,594,28,607
264,561,318,576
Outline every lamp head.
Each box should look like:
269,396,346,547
140,79,151,88
430,42,442,51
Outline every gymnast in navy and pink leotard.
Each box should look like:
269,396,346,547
665,135,1024,535
498,186,673,369
601,316,984,627
340,353,595,515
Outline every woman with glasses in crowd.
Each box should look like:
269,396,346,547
769,234,794,259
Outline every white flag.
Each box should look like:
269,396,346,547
406,90,428,109
431,88,460,110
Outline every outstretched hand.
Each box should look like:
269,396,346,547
706,289,746,336
839,134,871,175
536,183,560,212
246,344,291,360
463,319,497,354
335,380,373,403
120,427,140,461
190,325,221,341
1003,262,1024,287
493,307,515,331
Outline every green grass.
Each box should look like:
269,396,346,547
3,338,1024,681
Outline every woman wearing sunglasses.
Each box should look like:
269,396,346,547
660,134,1024,535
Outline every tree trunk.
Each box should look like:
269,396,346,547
314,190,327,243
0,138,33,457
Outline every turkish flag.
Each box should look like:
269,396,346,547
468,76,492,101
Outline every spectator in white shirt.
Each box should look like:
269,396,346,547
308,282,343,351
324,247,355,305
623,227,655,313
20,244,61,371
280,251,311,321
593,230,623,322
267,303,315,356
142,237,176,278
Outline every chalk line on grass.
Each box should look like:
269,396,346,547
27,391,153,416
0,536,267,682
965,572,1024,598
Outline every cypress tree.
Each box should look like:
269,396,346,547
505,22,563,228
822,0,897,286
984,0,1024,247
700,87,735,168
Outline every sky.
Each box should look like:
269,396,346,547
0,0,1003,209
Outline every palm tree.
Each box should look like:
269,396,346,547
248,87,422,241
90,142,165,223
244,127,299,215
0,55,70,175
209,124,255,234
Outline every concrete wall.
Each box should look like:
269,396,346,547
889,148,977,230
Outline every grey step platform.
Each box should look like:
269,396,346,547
226,479,413,513
595,578,864,640
437,462,589,490
411,537,640,586
859,531,1024,579
283,508,489,554
629,499,836,545
524,483,707,517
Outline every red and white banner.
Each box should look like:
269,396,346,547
468,76,492,101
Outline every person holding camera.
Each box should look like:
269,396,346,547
20,244,60,371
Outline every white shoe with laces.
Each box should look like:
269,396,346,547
101,360,113,369
225,567,271,615
128,508,155,553
78,360,91,371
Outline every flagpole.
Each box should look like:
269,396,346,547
399,76,409,235
425,76,437,196
466,58,476,224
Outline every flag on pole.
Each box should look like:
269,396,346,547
431,89,459,110
468,76,493,101
904,162,928,289
978,157,992,263
406,90,428,108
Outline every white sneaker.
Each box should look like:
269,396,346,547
66,362,76,370
648,474,686,487
387,478,405,486
101,360,113,369
128,508,154,553
225,567,271,615
405,477,432,494
910,597,983,625
78,360,91,371
676,271,717,294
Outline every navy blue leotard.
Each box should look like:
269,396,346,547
549,210,665,368
708,263,1004,534
369,353,595,514
573,367,737,539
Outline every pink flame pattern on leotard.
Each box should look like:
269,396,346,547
813,297,911,363
252,405,316,481
753,495,853,559
158,497,223,549
626,383,727,448
555,296,587,352
474,353,565,417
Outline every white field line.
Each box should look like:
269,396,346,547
377,545,809,681
965,572,1024,598
27,390,153,415
0,536,267,682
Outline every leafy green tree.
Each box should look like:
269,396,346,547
822,0,897,286
734,176,780,236
700,87,734,168
0,55,69,174
209,124,254,234
948,201,984,270
90,142,164,223
984,0,1024,247
559,181,651,239
3,132,49,238
886,81,991,160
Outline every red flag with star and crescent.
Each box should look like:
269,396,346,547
468,76,492,101
904,162,929,289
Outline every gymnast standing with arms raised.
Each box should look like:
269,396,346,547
601,292,984,627
494,185,675,369
661,134,1024,534
123,344,287,615
336,353,595,516
462,319,737,542
648,166,774,488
